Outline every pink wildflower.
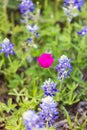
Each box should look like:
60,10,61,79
37,53,54,68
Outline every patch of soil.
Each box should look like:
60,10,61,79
56,101,87,130
0,122,5,130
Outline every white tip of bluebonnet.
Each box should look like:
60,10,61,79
41,96,55,104
60,55,68,60
3,38,10,43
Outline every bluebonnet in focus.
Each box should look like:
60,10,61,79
23,110,41,130
63,0,84,22
0,38,15,57
77,26,87,36
42,78,58,96
38,96,58,127
19,0,34,15
56,55,72,80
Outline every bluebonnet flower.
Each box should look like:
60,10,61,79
56,55,72,80
63,6,78,22
63,0,84,22
77,26,87,36
19,0,34,15
23,110,41,130
74,0,84,11
0,38,15,57
42,78,58,96
26,25,38,33
64,0,84,11
38,96,58,127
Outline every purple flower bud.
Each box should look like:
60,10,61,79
36,32,40,37
77,26,87,36
27,38,32,43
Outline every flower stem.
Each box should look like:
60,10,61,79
8,55,12,64
47,69,56,82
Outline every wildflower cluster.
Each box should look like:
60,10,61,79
0,0,87,129
23,54,60,129
0,38,15,57
38,78,59,127
63,0,84,22
23,78,59,129
56,55,72,80
63,0,87,37
18,0,77,130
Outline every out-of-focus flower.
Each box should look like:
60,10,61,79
27,38,32,43
38,96,58,127
19,0,34,15
0,38,15,57
23,110,40,130
74,0,84,11
63,0,84,22
64,0,84,11
36,32,40,37
37,53,54,68
42,78,58,96
77,26,87,36
33,128,47,130
63,6,78,22
56,55,72,80
27,55,33,63
26,25,38,33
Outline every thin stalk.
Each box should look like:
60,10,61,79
8,55,12,64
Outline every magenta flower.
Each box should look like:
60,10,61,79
37,53,54,68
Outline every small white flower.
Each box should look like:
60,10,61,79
26,25,38,33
